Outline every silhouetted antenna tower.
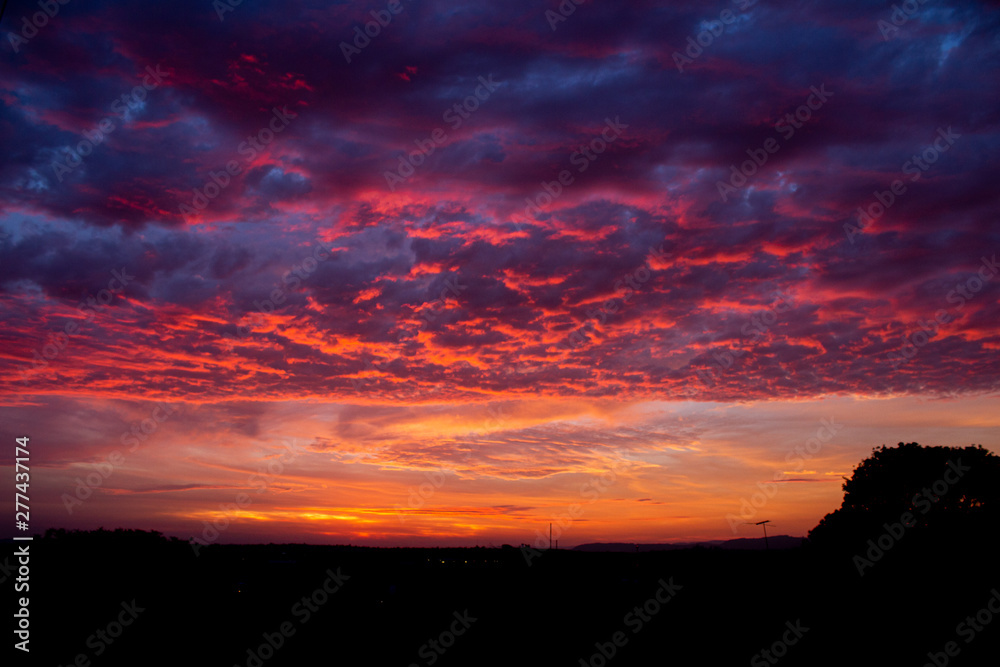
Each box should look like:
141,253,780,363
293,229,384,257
747,519,772,550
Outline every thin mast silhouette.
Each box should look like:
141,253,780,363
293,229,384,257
753,519,771,550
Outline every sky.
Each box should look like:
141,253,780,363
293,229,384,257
1,0,999,548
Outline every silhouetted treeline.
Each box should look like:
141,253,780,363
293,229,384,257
14,443,998,666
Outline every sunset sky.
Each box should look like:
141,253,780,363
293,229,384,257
2,0,999,547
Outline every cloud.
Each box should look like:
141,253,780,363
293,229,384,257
2,0,999,544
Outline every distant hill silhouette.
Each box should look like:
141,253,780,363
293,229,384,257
573,535,803,552
15,442,1000,666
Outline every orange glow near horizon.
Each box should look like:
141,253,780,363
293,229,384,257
2,15,999,549
13,393,1000,547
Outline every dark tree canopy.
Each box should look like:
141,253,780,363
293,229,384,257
808,442,1000,548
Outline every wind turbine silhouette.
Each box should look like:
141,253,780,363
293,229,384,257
745,519,773,550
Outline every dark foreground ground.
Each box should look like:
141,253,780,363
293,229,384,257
10,529,999,666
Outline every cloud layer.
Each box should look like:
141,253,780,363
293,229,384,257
1,0,998,544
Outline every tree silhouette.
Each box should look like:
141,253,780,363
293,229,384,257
808,442,1000,549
